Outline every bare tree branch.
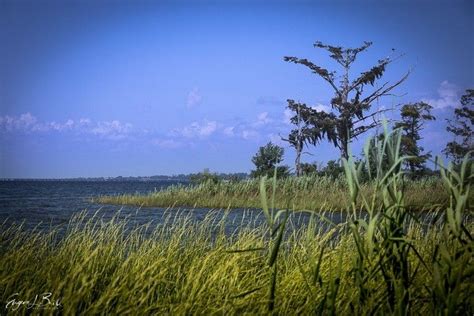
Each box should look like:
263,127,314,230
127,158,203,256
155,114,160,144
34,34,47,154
362,70,411,105
353,107,394,126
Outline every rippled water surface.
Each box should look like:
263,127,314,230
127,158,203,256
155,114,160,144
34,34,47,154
0,180,354,236
0,180,187,229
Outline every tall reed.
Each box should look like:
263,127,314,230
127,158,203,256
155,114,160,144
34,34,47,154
1,125,472,314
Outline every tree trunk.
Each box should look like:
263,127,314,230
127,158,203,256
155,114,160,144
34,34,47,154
409,161,415,178
295,143,302,176
340,126,350,161
295,103,303,176
340,144,349,161
339,65,350,162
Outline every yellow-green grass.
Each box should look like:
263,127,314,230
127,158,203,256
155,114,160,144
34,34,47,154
2,128,473,314
95,176,455,211
1,209,472,315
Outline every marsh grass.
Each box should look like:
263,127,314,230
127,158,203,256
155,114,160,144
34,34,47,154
96,175,452,212
1,207,472,315
1,125,473,314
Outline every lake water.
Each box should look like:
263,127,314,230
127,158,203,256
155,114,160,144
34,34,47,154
1,180,447,237
1,180,346,236
0,180,189,230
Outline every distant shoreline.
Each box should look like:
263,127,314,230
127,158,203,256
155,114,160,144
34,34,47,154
0,178,191,182
0,172,250,182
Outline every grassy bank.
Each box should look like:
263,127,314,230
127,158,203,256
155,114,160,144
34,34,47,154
2,129,473,314
96,175,453,211
1,208,472,315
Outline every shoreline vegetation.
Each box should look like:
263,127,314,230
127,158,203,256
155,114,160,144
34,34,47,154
2,129,473,314
1,208,472,314
95,175,459,212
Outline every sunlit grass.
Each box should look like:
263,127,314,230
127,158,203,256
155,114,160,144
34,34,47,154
1,125,473,314
1,208,472,315
96,175,453,212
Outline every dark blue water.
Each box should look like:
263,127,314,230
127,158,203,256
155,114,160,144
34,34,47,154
0,180,457,239
0,180,186,229
0,180,348,236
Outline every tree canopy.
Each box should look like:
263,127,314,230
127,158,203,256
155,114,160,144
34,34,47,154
250,142,290,178
443,89,474,164
284,41,409,160
394,102,435,177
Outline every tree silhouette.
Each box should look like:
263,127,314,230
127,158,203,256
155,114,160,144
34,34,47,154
443,89,474,164
284,41,409,160
250,142,290,178
394,102,435,177
282,99,335,176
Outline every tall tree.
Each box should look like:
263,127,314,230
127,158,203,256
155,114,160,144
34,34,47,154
250,142,290,178
284,41,409,160
443,89,474,164
394,102,435,176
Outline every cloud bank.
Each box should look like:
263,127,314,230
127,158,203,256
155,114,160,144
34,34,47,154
0,113,133,140
423,81,460,109
0,109,296,150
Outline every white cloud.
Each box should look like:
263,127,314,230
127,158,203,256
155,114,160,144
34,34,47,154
423,80,460,109
187,87,202,108
91,120,132,139
251,111,273,128
0,109,293,147
0,113,133,140
40,119,75,132
48,121,67,131
223,126,235,137
175,120,217,138
79,118,91,125
0,112,38,131
65,119,74,128
199,121,217,136
18,113,37,127
258,112,270,123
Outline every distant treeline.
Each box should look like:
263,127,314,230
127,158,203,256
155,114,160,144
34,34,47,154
0,172,250,182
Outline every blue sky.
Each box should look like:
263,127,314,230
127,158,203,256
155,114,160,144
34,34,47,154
0,0,472,178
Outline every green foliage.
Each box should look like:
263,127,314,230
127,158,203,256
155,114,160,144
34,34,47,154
430,154,474,314
283,99,338,175
394,102,436,177
250,142,290,179
4,125,473,314
444,89,474,165
319,160,344,179
301,160,345,178
359,135,390,181
284,41,409,159
284,100,337,148
189,170,220,185
341,125,473,314
96,174,458,212
3,208,472,315
300,162,319,176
